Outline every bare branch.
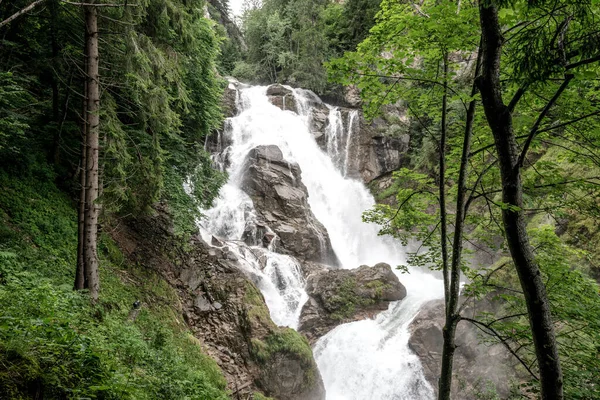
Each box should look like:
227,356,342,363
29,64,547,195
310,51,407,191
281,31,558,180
536,110,600,135
461,317,540,381
0,0,48,28
517,74,574,168
565,53,600,70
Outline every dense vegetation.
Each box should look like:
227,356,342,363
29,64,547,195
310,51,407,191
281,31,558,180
231,0,382,94
0,163,229,398
0,0,230,397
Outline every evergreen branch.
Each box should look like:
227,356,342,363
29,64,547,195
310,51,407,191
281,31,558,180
60,1,139,7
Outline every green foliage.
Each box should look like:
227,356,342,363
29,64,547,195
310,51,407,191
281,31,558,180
0,0,225,218
465,226,600,399
237,0,363,94
341,1,600,397
328,277,375,320
251,327,315,385
0,166,229,399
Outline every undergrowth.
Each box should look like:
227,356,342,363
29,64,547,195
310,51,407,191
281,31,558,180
0,164,229,399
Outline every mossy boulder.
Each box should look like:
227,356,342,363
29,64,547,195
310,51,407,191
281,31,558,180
298,263,406,343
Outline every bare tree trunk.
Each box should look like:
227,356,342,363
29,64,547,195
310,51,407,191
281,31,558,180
476,5,563,399
83,2,100,301
75,30,88,291
438,45,482,400
437,52,457,400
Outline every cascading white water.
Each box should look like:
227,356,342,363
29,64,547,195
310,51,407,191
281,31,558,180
200,82,444,399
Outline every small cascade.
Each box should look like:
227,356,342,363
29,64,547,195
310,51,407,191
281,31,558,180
326,107,344,167
342,110,359,177
323,108,360,178
200,82,444,399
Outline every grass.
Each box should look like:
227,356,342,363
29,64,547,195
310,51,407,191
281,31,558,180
0,164,229,399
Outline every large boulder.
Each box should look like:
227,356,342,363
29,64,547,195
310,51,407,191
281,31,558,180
267,84,299,114
241,145,340,267
408,299,518,399
298,263,406,343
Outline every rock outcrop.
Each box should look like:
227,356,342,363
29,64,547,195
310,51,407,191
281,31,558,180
343,110,410,183
241,145,340,267
267,84,299,114
111,206,325,400
299,263,406,343
408,299,518,399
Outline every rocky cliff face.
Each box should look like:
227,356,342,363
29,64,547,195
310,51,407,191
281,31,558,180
241,145,340,267
342,111,410,183
111,207,325,400
408,299,518,399
299,263,407,343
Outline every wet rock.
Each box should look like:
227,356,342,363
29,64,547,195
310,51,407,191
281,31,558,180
408,299,518,399
223,81,239,118
299,263,406,343
267,84,299,114
241,145,340,267
307,103,331,148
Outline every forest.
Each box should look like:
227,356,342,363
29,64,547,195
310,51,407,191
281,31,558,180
0,0,599,399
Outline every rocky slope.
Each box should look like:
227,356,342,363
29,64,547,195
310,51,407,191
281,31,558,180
111,206,325,400
299,263,407,343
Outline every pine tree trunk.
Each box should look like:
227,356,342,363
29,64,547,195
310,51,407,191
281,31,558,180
83,3,100,301
477,5,563,399
75,38,88,291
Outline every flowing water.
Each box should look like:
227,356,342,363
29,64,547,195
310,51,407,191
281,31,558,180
200,81,444,399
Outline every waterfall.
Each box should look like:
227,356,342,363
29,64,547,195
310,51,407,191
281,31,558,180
200,83,444,399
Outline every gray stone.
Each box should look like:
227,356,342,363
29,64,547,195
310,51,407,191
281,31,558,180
298,263,406,343
267,84,299,114
241,145,340,267
408,299,520,399
194,294,213,312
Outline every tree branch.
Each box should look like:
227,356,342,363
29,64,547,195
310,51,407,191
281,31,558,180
517,74,574,168
60,1,139,6
565,53,600,70
536,110,600,135
0,0,48,28
507,84,529,113
461,317,540,381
